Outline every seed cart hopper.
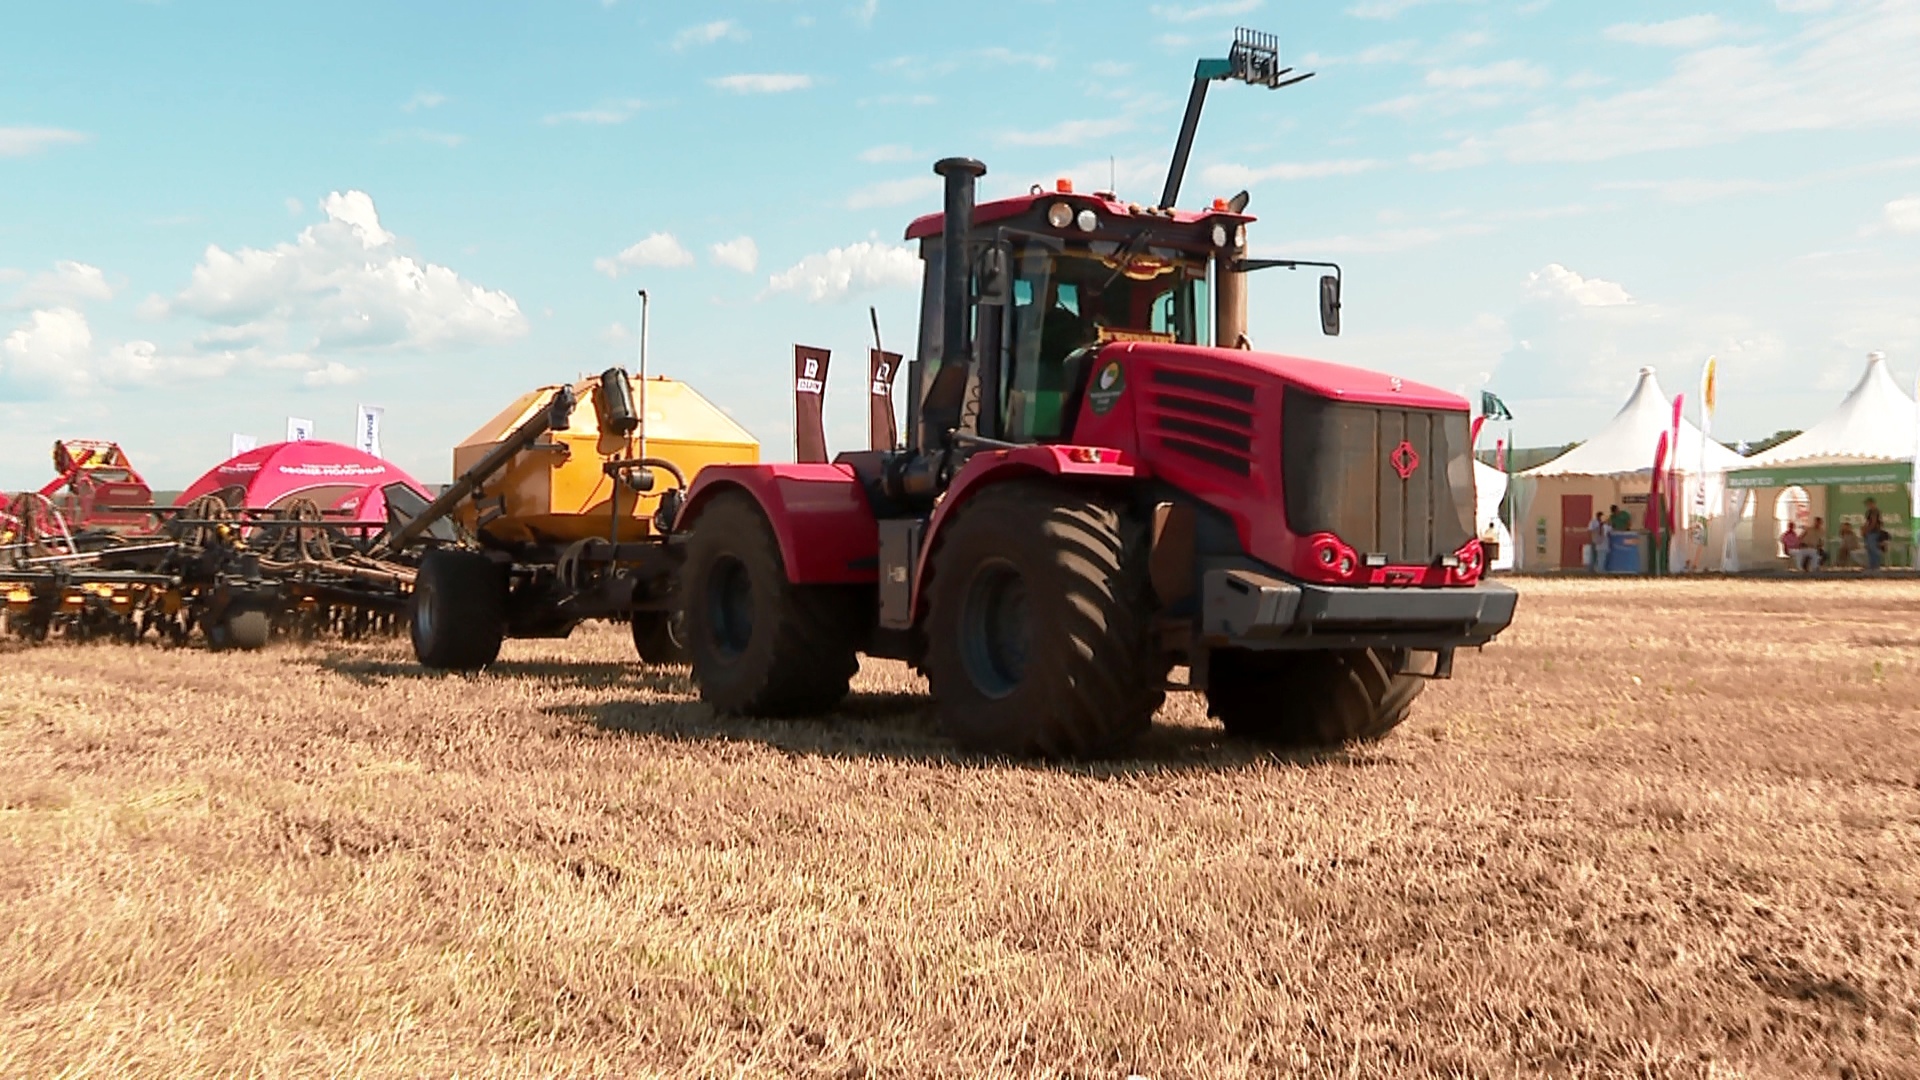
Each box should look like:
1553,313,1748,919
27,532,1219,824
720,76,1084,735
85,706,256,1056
396,359,759,668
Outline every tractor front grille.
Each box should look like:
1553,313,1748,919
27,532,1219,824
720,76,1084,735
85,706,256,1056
1145,368,1257,477
1281,389,1474,565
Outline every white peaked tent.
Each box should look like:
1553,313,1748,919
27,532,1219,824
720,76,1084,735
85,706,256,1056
1473,459,1515,571
1513,367,1746,570
1743,352,1915,467
1522,367,1746,478
1726,352,1917,569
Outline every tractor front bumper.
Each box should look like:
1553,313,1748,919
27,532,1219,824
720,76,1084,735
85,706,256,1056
1199,567,1516,653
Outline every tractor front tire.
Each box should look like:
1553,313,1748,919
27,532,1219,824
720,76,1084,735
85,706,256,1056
682,492,860,716
410,548,506,671
631,610,687,665
1207,647,1424,747
922,482,1159,759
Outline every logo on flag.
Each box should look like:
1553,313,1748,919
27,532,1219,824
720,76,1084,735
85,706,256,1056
286,417,313,442
355,404,383,457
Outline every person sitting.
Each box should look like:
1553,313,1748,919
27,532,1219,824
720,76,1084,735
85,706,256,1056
1793,516,1825,572
1837,521,1861,567
1780,521,1801,569
1864,498,1888,571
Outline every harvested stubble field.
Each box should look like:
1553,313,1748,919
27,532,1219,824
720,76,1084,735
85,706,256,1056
2,579,1918,1078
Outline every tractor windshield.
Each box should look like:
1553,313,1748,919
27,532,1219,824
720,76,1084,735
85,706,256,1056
1003,242,1209,442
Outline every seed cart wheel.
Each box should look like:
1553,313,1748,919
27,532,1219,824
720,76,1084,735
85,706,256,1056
221,609,272,651
410,548,506,670
921,481,1159,759
1206,647,1424,747
681,491,859,716
630,609,687,665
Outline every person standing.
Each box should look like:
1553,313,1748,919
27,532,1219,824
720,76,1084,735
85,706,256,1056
1864,498,1887,572
1795,516,1825,573
1588,511,1608,572
1608,503,1632,533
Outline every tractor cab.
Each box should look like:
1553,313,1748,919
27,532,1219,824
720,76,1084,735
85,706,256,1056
904,188,1245,447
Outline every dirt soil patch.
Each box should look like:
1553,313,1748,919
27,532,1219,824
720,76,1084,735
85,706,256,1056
2,578,1917,1077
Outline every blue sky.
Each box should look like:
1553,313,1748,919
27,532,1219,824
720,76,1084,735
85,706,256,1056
3,0,1917,487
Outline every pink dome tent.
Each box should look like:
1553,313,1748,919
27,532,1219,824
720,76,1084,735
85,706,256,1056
176,440,430,527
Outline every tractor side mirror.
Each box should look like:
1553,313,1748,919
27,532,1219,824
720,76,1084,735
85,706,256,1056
1319,274,1341,337
976,245,1010,307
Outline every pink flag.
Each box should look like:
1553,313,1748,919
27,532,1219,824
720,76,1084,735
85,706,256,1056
1647,431,1669,532
1494,437,1506,472
1471,415,1487,448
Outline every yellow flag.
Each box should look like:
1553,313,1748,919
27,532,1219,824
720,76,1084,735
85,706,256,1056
1700,355,1718,426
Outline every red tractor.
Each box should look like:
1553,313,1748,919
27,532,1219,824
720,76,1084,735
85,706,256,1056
669,31,1516,757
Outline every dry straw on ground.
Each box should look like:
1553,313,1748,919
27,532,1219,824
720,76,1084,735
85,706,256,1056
2,578,1917,1077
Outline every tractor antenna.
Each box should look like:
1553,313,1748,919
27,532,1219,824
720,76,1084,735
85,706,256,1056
1109,155,1116,194
635,289,649,461
1160,26,1314,210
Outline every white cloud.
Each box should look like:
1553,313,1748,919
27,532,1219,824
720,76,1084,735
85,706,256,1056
766,242,919,303
1410,138,1492,170
544,99,648,125
1201,158,1382,188
1886,195,1920,233
1526,263,1634,307
401,91,447,112
1778,0,1835,11
1425,60,1551,89
1346,0,1460,17
600,321,633,344
1,308,94,394
999,117,1132,147
710,236,760,273
167,190,527,353
850,0,878,26
284,196,305,215
594,233,696,277
1482,2,1920,164
8,261,115,309
846,176,941,209
859,144,918,163
674,19,746,49
386,129,465,148
0,127,88,157
973,47,1053,69
1604,15,1734,48
1150,0,1262,23
709,73,814,94
301,360,364,387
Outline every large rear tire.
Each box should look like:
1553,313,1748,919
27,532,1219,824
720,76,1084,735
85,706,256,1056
922,481,1158,759
682,492,860,716
1207,647,1423,746
410,549,506,670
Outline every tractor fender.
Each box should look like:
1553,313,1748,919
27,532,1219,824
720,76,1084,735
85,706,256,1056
910,445,1141,620
677,463,879,584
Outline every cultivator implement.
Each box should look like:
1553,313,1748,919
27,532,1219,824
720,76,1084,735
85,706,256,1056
1,490,418,648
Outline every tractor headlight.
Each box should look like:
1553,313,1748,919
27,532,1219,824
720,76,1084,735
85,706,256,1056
1047,202,1073,229
1075,208,1098,232
1211,223,1228,247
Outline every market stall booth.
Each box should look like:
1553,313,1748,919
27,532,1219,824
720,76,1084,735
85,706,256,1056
1724,353,1915,570
1512,367,1746,571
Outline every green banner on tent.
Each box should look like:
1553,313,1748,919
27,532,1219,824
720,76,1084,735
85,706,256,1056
1725,462,1915,489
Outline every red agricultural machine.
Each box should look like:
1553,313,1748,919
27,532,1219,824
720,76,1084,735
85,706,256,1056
663,29,1515,756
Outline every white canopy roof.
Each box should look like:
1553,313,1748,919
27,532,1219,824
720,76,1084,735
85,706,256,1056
1741,352,1915,468
1521,367,1748,478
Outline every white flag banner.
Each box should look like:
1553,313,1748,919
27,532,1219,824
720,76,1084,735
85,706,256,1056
287,417,313,442
355,404,384,457
230,433,257,457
